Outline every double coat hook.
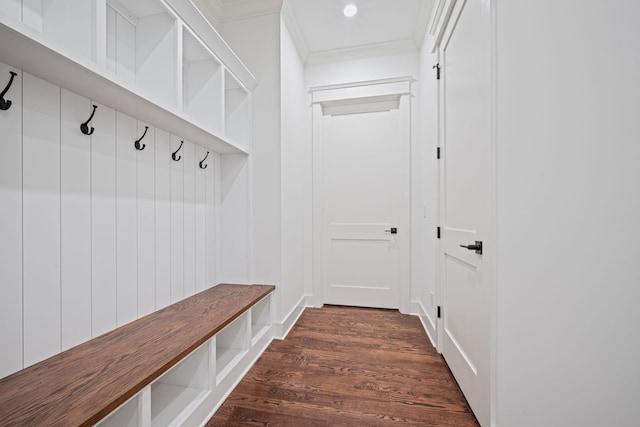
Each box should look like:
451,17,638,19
80,105,98,135
172,140,184,161
135,126,149,151
199,151,210,169
0,71,18,111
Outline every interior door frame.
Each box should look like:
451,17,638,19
432,0,497,424
309,77,413,314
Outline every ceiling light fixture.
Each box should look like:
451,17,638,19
343,4,358,17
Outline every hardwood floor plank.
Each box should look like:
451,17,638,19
208,305,479,426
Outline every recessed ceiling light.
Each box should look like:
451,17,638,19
343,4,358,17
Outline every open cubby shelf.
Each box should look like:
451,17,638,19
216,313,249,383
251,295,272,345
97,394,140,427
182,26,223,133
151,342,211,426
106,0,177,108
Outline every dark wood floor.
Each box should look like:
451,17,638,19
207,305,479,426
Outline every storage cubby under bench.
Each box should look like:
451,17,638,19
0,284,275,426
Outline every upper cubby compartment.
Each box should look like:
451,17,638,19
224,70,250,148
4,0,94,61
106,0,177,107
182,27,223,134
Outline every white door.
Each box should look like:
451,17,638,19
320,97,410,309
439,0,492,425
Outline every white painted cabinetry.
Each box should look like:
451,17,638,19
0,0,255,380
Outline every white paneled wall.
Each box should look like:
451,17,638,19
155,128,172,310
137,122,156,318
61,89,93,351
91,102,118,337
23,73,62,367
0,62,22,378
0,63,220,376
170,135,185,303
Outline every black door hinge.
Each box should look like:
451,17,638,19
433,63,441,80
437,147,441,159
437,227,441,239
437,306,442,319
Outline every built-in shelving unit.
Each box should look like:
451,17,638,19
76,285,274,427
0,0,256,155
1,0,261,424
97,293,272,427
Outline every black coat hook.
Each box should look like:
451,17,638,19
134,126,149,150
0,71,18,111
172,140,184,161
80,104,98,135
199,151,210,169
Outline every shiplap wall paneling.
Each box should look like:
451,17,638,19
60,89,92,351
137,122,156,317
91,103,117,337
155,128,172,309
208,153,221,286
183,140,196,297
116,112,138,326
195,145,207,293
22,73,61,367
170,135,185,303
0,0,20,22
0,63,22,377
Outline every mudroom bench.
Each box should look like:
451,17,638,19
0,284,275,426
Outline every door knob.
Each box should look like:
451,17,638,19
384,227,397,234
460,241,483,254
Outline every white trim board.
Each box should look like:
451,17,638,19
272,295,308,340
410,301,437,349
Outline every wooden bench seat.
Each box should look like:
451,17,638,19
0,283,275,426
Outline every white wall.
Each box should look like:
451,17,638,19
305,52,419,88
416,32,439,342
223,13,307,326
223,12,282,290
495,1,640,425
280,16,309,316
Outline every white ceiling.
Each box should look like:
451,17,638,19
203,0,434,63
286,0,432,54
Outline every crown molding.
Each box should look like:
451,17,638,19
281,0,308,63
220,0,284,22
414,0,436,47
306,39,418,65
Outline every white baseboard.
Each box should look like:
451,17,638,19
273,294,308,340
410,300,437,349
305,294,323,308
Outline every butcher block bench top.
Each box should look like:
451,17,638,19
0,283,275,426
